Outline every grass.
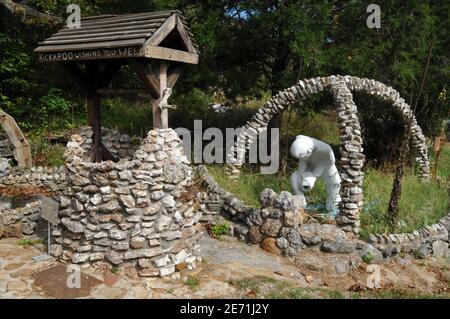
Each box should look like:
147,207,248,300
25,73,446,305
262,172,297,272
432,140,450,180
209,222,230,238
184,276,200,290
17,238,44,248
31,136,66,167
231,275,450,299
360,167,449,237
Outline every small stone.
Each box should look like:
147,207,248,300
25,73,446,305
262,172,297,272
260,219,282,237
72,253,90,263
106,251,123,265
90,252,105,261
119,195,135,208
159,265,175,277
111,241,130,250
100,200,121,213
260,188,278,208
261,238,282,256
138,267,160,277
7,280,27,292
100,186,111,194
90,194,102,205
161,195,176,209
119,170,132,180
109,229,128,240
321,239,356,254
162,230,182,241
172,249,188,264
130,241,144,249
61,218,85,234
247,226,264,244
432,240,448,258
154,255,170,267
283,210,301,227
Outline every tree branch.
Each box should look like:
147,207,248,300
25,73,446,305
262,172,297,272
0,0,63,26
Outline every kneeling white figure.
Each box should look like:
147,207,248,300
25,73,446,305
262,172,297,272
290,135,341,215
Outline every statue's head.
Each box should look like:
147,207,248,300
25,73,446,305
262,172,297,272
300,170,316,192
290,135,314,159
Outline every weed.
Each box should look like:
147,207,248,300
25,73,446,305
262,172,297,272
362,252,374,264
185,276,200,289
210,222,230,238
17,238,43,248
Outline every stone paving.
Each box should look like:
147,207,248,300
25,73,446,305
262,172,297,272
0,235,449,299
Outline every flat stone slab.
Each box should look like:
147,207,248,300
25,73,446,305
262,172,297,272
33,264,102,299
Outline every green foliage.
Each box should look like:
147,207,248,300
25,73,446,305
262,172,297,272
31,137,66,167
17,238,44,248
101,98,152,138
361,252,374,264
184,276,200,289
210,222,230,238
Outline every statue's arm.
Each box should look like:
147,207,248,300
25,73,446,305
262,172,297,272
298,159,307,174
310,146,335,176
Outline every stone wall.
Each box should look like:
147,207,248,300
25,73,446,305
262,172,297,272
78,126,141,161
0,133,13,159
367,214,450,258
0,197,41,238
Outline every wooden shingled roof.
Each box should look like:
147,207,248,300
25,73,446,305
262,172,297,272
34,10,199,64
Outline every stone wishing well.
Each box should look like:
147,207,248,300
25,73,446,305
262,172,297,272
0,128,203,277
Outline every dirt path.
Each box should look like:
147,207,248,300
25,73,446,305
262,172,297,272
0,235,449,299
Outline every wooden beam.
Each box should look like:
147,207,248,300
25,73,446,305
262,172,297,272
160,62,169,129
85,63,102,162
59,63,89,95
96,88,150,97
145,14,177,46
176,15,197,53
129,60,160,99
98,61,122,88
167,64,183,89
0,110,32,167
144,45,199,64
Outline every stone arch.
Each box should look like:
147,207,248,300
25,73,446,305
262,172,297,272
226,75,430,234
0,109,32,167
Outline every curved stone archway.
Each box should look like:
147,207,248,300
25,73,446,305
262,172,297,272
226,75,430,234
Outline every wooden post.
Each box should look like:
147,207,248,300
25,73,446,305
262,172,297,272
86,62,102,162
159,62,168,129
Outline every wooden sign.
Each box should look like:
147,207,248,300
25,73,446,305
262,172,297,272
38,46,145,63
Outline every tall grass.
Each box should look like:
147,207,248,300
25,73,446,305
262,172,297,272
360,168,449,238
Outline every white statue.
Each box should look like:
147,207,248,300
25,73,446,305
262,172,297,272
290,135,341,214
